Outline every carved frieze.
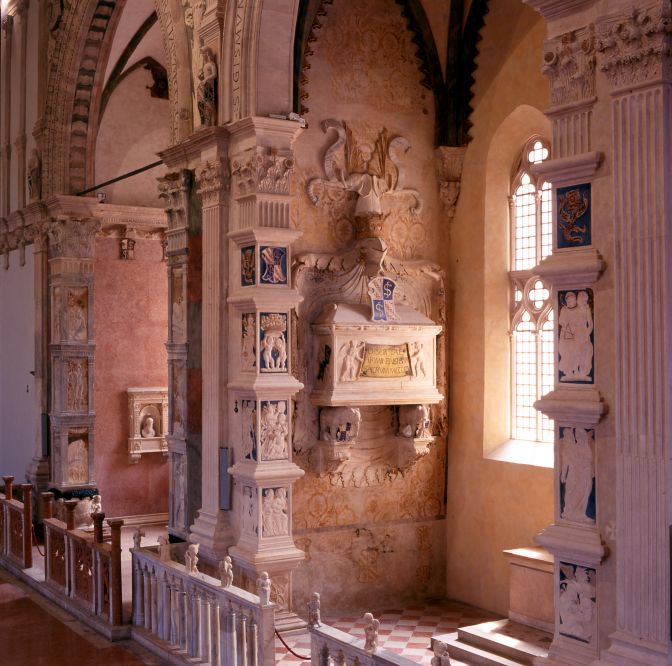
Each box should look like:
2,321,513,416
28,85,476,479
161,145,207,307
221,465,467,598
46,218,101,259
542,26,596,108
596,6,672,89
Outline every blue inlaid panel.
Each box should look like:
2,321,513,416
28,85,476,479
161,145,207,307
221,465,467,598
559,562,596,643
559,427,596,524
557,183,591,249
558,289,594,384
259,246,288,285
241,246,256,286
259,313,288,373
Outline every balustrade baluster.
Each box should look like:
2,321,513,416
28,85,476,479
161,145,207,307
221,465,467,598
200,594,212,662
132,559,144,626
150,567,158,634
143,565,152,630
248,617,258,666
211,602,221,666
161,572,171,641
187,590,199,658
178,580,187,650
170,577,179,645
239,611,249,666
226,604,238,666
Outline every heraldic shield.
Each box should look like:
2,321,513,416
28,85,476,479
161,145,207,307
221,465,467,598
367,276,399,322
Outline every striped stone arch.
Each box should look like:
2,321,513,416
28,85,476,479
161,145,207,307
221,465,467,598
40,0,192,197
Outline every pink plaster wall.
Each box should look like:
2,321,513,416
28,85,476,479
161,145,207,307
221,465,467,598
93,236,168,517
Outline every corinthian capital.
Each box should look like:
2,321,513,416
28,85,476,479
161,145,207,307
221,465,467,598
46,218,101,258
195,158,229,204
596,5,672,89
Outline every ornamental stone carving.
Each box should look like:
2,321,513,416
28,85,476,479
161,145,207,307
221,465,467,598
559,563,596,643
46,218,101,259
196,158,229,200
262,487,289,537
542,26,596,107
596,6,672,89
231,148,294,196
560,427,595,524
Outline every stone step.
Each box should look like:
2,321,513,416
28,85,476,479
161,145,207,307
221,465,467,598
433,631,527,666
457,620,551,663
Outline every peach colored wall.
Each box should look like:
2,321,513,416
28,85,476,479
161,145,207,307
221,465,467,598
93,236,168,516
444,0,554,615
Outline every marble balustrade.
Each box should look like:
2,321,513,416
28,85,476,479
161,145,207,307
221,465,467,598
131,547,275,666
0,477,32,569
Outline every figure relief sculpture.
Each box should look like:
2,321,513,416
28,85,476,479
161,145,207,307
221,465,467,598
319,406,361,444
260,313,288,372
307,592,322,628
262,488,289,537
141,416,156,438
241,314,256,370
242,400,257,459
410,342,427,378
67,359,87,411
197,47,217,127
560,428,595,523
241,486,258,535
67,438,88,483
559,290,593,382
260,401,288,460
559,564,596,642
340,340,365,382
173,454,185,529
172,292,186,341
185,543,199,574
219,555,234,588
67,292,87,342
363,612,380,653
257,571,271,605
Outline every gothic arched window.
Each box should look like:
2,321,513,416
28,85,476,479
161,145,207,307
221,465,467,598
509,138,554,443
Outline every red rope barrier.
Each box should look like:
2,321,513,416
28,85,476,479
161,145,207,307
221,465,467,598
31,525,45,557
275,628,311,661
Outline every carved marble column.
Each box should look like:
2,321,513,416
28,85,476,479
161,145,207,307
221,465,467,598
227,117,305,629
1,14,13,217
14,0,28,210
159,170,198,541
523,8,608,665
190,142,234,558
46,215,100,491
592,6,672,665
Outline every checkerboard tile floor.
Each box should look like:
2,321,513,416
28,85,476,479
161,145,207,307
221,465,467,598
275,601,500,666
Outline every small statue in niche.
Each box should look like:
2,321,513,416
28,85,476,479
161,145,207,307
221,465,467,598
431,642,451,666
197,47,217,127
27,149,41,201
307,592,322,628
363,612,380,652
132,527,145,549
185,543,199,574
257,571,271,605
219,555,234,588
158,534,171,562
141,416,156,438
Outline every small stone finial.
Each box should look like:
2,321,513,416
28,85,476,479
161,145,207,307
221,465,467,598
157,534,172,562
90,494,102,515
219,555,234,587
257,571,271,606
363,612,380,653
185,543,199,574
431,641,451,666
132,527,145,550
307,592,322,628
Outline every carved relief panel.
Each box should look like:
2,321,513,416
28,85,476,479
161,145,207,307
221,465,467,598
558,563,596,644
559,427,595,525
558,289,594,384
52,286,89,344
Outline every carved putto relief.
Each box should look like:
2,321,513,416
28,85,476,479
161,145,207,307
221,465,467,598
262,487,289,537
557,184,591,248
260,246,288,285
560,427,595,524
339,341,365,381
260,401,289,461
241,485,258,536
66,359,88,412
241,313,257,371
559,563,596,643
259,313,288,372
241,400,257,460
558,289,594,383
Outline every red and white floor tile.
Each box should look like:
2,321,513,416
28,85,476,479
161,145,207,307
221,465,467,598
275,601,499,666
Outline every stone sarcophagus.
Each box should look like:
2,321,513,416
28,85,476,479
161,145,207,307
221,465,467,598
310,302,442,406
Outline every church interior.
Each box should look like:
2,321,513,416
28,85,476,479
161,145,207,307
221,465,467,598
0,0,670,664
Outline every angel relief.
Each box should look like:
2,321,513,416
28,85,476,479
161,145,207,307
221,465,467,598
307,120,420,219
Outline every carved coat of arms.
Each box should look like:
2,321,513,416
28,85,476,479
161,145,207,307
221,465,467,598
367,276,398,321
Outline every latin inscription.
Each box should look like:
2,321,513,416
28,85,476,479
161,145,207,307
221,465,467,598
359,343,412,378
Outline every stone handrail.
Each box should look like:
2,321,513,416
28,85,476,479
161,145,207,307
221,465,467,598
43,505,124,626
310,623,419,666
131,547,276,666
0,477,33,569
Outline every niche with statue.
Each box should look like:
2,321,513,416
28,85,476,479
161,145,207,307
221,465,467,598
127,388,169,463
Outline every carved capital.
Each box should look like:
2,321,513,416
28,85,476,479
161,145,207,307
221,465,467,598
434,146,466,221
46,218,101,259
543,25,596,108
596,5,672,90
231,148,294,197
195,158,229,203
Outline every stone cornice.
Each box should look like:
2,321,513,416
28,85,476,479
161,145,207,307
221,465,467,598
534,387,607,426
524,0,595,23
227,116,305,155
530,150,602,187
159,126,229,170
